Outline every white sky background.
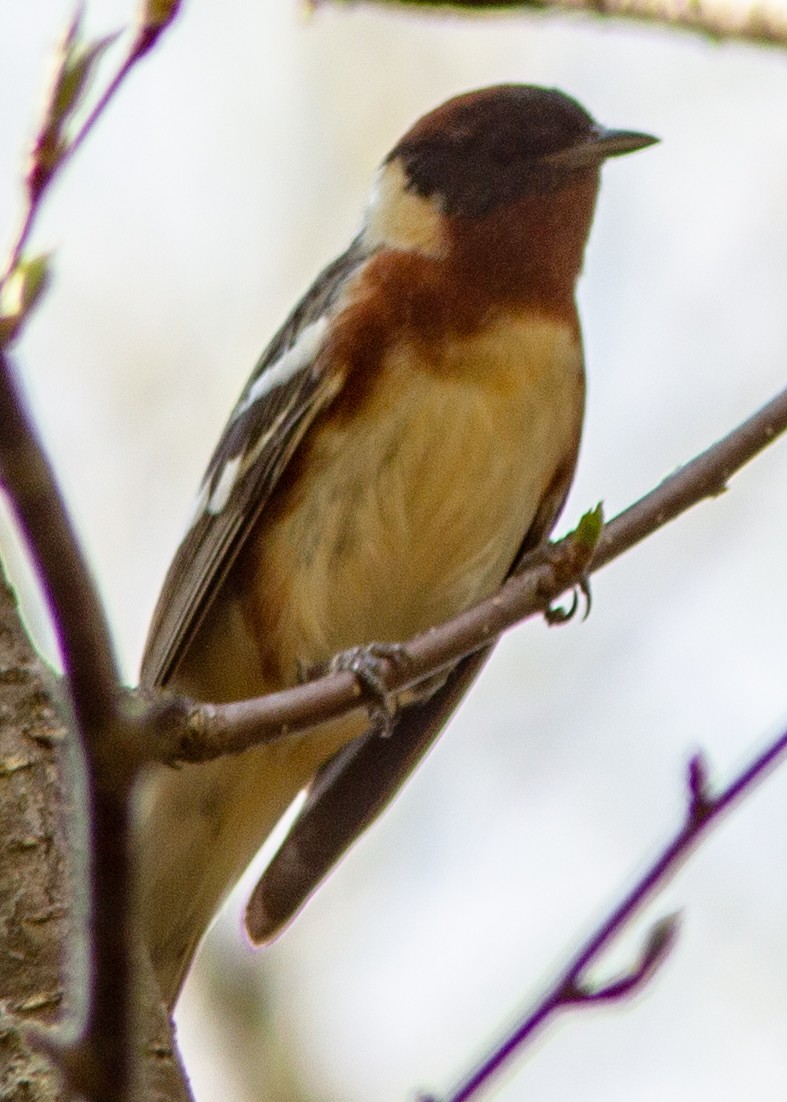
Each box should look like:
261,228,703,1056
3,2,787,1100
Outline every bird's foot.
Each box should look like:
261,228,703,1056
299,642,414,737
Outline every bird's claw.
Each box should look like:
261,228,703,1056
545,575,592,626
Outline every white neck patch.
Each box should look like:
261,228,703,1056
362,158,447,258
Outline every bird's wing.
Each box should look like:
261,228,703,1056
244,460,580,945
141,239,367,689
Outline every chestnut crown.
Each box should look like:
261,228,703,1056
387,85,657,217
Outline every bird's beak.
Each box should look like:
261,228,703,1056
544,126,659,168
590,126,660,157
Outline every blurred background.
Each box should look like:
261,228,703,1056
3,1,787,1099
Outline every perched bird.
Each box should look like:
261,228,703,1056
138,84,656,1007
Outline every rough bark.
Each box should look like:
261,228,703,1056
0,566,191,1102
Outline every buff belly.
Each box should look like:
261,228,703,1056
138,310,583,1005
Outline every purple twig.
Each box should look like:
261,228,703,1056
433,727,787,1102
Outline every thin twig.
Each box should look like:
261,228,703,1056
147,379,787,767
431,728,787,1102
66,4,183,167
1,1,182,294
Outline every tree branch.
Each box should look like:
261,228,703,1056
147,379,787,767
0,354,121,732
331,0,787,49
0,345,140,1102
427,725,787,1102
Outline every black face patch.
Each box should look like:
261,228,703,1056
388,85,597,217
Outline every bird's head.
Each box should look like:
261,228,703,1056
363,84,657,263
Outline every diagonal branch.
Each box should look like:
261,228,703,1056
429,728,787,1102
149,379,787,766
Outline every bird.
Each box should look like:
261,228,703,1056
137,84,657,1008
